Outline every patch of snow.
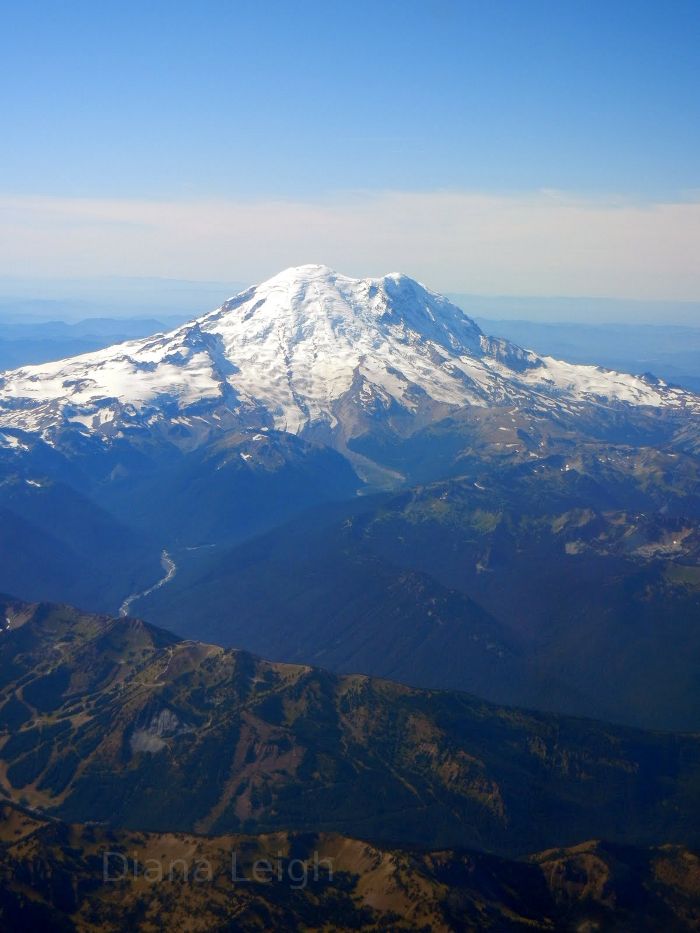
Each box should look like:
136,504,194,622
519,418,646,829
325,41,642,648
0,432,27,450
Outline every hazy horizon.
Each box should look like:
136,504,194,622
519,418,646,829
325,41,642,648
0,272,699,327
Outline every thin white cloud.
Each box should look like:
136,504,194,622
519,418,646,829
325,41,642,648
1,190,699,301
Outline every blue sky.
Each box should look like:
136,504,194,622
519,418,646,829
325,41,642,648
1,0,699,310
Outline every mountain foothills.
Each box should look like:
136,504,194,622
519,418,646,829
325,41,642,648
0,600,700,930
2,801,700,932
142,426,700,728
1,266,700,730
1,598,700,855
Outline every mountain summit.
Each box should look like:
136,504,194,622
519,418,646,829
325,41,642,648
0,265,697,449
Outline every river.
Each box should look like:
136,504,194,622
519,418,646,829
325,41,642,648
119,549,177,618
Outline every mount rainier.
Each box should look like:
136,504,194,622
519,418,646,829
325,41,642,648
0,264,696,458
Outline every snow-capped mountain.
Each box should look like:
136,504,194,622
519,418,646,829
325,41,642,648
0,264,697,449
